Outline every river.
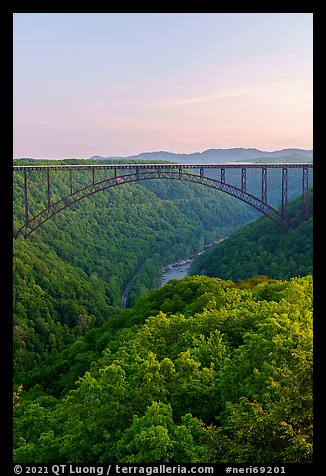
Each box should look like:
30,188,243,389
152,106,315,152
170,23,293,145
122,236,227,307
160,237,227,287
160,260,193,286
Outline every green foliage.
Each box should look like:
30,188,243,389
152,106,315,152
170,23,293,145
14,275,313,463
13,160,313,463
190,191,313,281
13,159,256,374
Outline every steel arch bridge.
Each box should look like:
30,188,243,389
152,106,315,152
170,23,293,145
13,162,313,239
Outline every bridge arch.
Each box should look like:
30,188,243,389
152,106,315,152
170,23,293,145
14,168,290,239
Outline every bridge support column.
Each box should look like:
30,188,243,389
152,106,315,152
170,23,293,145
281,167,288,219
302,168,309,220
221,168,225,183
241,168,247,192
47,168,51,209
70,169,73,195
262,168,267,204
24,169,29,231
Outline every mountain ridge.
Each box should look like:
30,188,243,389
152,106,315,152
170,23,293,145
89,147,313,164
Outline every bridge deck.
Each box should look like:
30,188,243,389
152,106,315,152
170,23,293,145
13,162,313,171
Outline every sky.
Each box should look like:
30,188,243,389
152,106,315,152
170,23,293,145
13,13,313,159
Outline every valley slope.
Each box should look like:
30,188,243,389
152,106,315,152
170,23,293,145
190,191,313,281
12,157,313,464
13,159,256,374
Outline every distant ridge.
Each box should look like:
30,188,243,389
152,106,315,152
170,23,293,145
89,147,313,164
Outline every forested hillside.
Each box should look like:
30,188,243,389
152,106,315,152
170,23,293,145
190,191,313,281
13,160,256,374
13,159,313,464
13,275,313,463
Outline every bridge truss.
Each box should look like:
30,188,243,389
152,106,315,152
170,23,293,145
13,162,313,238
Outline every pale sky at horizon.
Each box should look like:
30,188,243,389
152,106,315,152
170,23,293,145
13,13,313,159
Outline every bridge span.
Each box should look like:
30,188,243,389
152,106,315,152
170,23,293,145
13,162,313,238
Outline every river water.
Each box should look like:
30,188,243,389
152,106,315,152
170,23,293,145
160,237,226,287
160,260,193,286
122,236,227,307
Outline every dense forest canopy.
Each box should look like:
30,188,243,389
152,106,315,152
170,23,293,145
13,159,257,374
13,275,313,463
12,158,313,464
